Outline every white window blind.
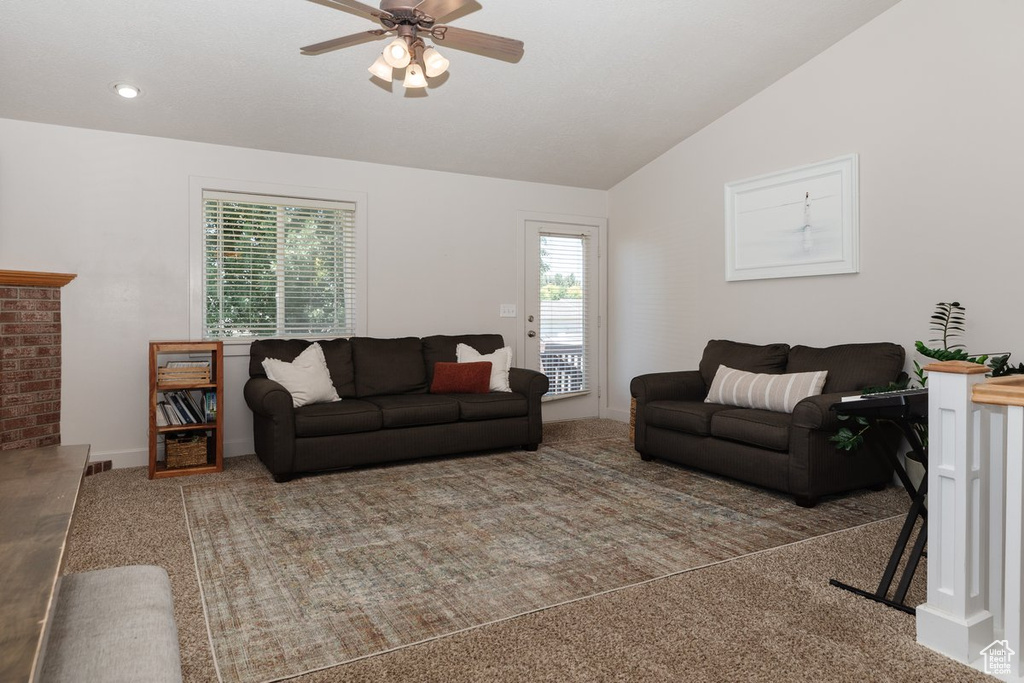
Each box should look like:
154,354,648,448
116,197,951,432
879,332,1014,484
538,233,589,396
203,190,358,339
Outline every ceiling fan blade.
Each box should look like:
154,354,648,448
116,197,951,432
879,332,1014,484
301,30,387,55
414,0,472,22
430,25,524,62
307,0,388,22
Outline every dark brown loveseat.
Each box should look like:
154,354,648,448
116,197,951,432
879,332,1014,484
244,334,548,481
630,340,906,506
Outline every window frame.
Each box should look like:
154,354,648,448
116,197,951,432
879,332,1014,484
189,177,367,356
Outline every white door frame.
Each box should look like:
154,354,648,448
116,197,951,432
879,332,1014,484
517,210,608,419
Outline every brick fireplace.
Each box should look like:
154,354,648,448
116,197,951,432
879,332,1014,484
0,270,77,450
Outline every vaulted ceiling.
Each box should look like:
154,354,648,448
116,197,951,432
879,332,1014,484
0,1,900,189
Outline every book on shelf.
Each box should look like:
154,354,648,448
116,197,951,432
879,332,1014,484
203,391,217,422
181,390,205,422
162,399,183,425
167,392,198,424
156,401,169,427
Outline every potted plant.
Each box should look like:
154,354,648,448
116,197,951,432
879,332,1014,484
830,302,994,451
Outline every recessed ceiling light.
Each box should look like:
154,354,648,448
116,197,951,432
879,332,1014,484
113,83,140,99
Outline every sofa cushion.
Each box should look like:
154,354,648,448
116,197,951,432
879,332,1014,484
318,339,356,398
430,361,492,394
646,400,736,436
457,343,513,392
423,334,505,386
250,339,311,376
294,400,382,438
786,342,906,393
452,392,529,421
351,337,427,397
261,342,341,408
710,409,792,451
699,340,790,389
249,338,356,398
363,394,460,428
705,365,827,414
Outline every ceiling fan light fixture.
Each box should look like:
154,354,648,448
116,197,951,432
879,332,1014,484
422,47,450,78
382,38,411,69
403,61,428,89
368,54,393,82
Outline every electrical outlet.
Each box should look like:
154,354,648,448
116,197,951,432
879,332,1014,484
499,304,517,318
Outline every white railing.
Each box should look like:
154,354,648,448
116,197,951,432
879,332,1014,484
917,361,1024,679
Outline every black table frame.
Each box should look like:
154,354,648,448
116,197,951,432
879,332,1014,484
828,408,928,615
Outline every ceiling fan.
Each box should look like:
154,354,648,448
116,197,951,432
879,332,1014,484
301,0,525,89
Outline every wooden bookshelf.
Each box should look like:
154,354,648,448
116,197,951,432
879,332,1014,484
148,340,224,479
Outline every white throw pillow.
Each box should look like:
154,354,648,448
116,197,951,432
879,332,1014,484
262,342,341,408
704,364,827,414
456,343,513,393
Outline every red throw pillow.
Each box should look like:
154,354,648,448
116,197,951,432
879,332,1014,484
430,361,493,394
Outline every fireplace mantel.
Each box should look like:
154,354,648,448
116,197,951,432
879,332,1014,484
0,270,77,288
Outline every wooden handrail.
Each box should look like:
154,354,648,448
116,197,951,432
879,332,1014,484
973,375,1024,407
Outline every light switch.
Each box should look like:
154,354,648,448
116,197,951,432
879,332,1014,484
499,304,517,318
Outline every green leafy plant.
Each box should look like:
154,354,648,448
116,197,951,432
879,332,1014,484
911,301,987,386
831,301,980,452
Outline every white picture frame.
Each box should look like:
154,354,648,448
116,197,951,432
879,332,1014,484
724,154,859,281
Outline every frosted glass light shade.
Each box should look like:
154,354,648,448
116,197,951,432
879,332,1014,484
403,62,427,88
383,38,411,68
368,55,393,82
422,47,449,78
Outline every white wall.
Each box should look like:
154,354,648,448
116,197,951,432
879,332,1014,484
607,0,1024,419
0,120,606,466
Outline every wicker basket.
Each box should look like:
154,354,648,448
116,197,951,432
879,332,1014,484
157,365,211,385
165,433,208,468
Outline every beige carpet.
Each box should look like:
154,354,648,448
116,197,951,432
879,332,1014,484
63,420,988,682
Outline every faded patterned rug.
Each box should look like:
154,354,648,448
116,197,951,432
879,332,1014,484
182,437,905,683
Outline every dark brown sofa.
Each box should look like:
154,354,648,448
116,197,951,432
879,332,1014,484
630,340,906,506
244,334,548,481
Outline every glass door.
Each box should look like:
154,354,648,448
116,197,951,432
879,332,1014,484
523,220,599,421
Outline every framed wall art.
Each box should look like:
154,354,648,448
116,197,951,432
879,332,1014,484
724,154,859,281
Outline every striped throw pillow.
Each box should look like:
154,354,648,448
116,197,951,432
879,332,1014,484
704,364,828,414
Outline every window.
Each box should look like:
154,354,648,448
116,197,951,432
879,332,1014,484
202,190,359,339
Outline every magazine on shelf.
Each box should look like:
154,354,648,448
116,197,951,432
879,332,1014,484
164,360,211,369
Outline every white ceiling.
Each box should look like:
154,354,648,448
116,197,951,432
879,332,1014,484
0,0,900,189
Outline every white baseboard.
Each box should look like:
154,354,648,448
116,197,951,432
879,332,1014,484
602,408,630,423
89,437,254,470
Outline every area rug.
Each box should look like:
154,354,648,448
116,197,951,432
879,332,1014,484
182,437,906,683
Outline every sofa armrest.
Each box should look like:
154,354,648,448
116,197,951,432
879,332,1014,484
509,367,549,399
630,370,706,404
244,377,294,418
243,377,297,479
791,391,859,431
509,367,548,449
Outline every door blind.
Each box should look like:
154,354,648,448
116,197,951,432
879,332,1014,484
538,232,589,396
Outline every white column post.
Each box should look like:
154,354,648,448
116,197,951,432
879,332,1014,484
917,361,993,665
1004,404,1024,677
983,404,1007,636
